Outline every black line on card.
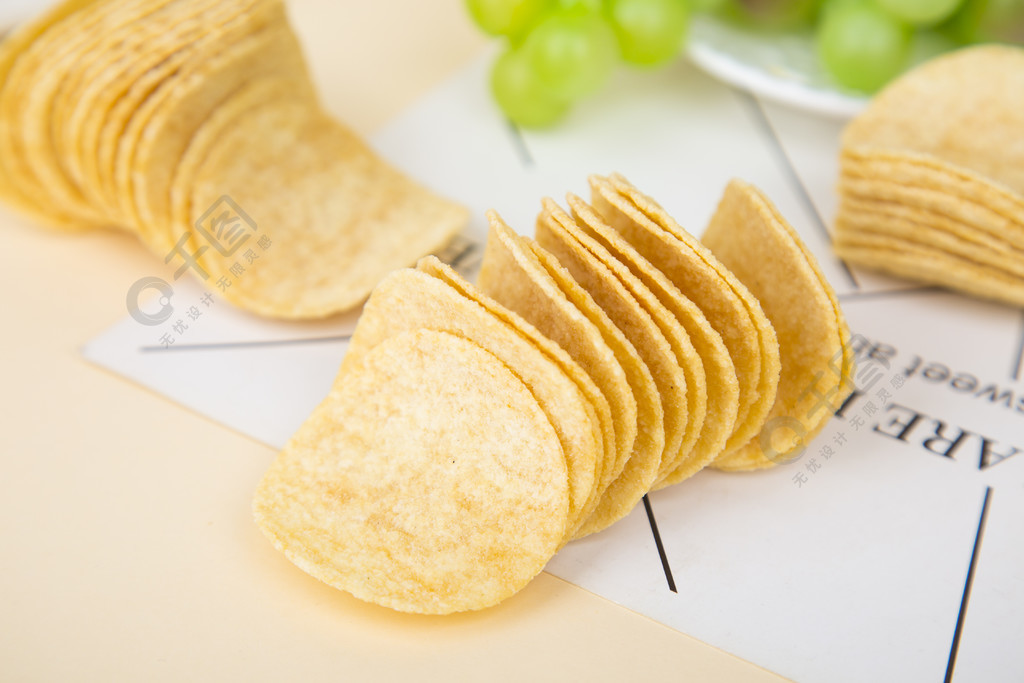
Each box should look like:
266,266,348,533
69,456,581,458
642,495,677,593
945,486,993,683
734,89,860,290
1011,310,1024,382
836,286,942,303
505,120,534,168
448,242,478,270
139,335,350,353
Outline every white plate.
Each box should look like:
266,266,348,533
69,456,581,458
686,15,870,120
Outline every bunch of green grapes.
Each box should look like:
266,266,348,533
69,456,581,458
467,0,1023,127
468,0,690,127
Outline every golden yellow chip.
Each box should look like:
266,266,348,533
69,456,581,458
577,179,740,487
130,23,310,253
842,44,1024,196
589,174,779,459
116,4,289,237
835,197,1024,279
253,328,569,615
834,231,1024,307
63,0,240,213
0,0,466,320
168,77,308,237
10,0,154,227
186,98,465,317
0,0,103,228
417,255,613,536
703,180,854,470
342,267,599,536
537,200,683,529
838,152,1024,252
566,193,709,483
49,0,226,220
51,0,202,179
476,214,665,539
475,216,629,515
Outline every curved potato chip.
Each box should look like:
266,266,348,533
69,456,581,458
70,0,255,216
0,0,102,228
253,328,568,614
589,174,779,459
167,77,306,235
839,154,1024,252
342,267,598,536
842,45,1024,196
575,180,740,486
476,214,664,538
188,99,466,317
121,6,295,240
835,230,1024,308
703,180,853,470
565,193,708,483
417,255,613,537
537,202,681,534
129,23,311,253
835,198,1024,279
9,0,169,228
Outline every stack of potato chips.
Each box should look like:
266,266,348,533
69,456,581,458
0,0,466,317
254,176,856,614
834,45,1024,307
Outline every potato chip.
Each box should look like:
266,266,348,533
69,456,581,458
186,99,465,317
534,200,687,530
341,267,598,536
52,0,212,187
117,4,291,236
703,180,854,470
834,231,1024,307
839,156,1024,252
576,179,740,487
0,0,467,319
167,77,309,239
842,45,1024,196
836,177,1024,258
39,0,228,223
840,148,1024,219
88,0,272,221
0,0,102,228
589,174,778,459
565,193,709,483
253,328,569,614
476,214,664,538
9,0,161,227
129,23,310,253
417,255,614,535
253,175,859,609
835,198,1024,279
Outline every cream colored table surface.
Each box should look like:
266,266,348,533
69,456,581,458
0,2,785,680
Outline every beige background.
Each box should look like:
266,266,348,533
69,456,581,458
0,1,786,679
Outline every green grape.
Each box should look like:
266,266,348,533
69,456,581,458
466,0,552,38
522,8,619,100
876,0,965,26
607,0,690,67
817,1,911,92
491,46,572,127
